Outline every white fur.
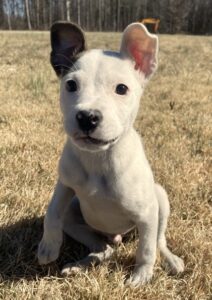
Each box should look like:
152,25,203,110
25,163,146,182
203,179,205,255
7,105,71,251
38,23,184,286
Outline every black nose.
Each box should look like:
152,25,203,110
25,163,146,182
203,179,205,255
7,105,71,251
76,109,103,133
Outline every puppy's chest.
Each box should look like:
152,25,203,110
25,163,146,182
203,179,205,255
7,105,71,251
59,154,141,232
60,159,124,204
74,172,133,233
75,171,119,200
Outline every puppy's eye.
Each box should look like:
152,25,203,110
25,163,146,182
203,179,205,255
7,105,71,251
66,80,78,92
115,84,128,95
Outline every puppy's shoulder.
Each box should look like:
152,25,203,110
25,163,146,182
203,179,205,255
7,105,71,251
58,140,87,188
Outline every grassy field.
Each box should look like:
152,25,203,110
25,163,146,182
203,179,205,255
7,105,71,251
0,30,211,299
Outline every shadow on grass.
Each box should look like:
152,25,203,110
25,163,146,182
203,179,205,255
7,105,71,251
0,217,137,283
0,216,90,282
0,218,187,283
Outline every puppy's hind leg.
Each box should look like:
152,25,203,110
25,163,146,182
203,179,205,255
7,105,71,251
155,184,184,274
61,197,113,276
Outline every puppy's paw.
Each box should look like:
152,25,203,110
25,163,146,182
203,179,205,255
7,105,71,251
166,254,184,275
37,237,61,265
61,263,83,276
125,264,153,287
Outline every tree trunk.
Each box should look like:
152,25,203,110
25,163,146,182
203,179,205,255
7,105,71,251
36,0,40,29
89,0,93,30
99,0,102,31
117,0,120,31
61,0,65,20
5,0,12,30
25,0,32,30
144,0,147,18
86,0,90,30
49,0,52,27
0,1,3,26
77,0,81,26
66,0,71,21
111,0,116,31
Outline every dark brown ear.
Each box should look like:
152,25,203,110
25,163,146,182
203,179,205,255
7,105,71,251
50,22,86,76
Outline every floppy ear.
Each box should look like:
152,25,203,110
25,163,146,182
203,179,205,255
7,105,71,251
120,23,158,79
50,21,86,76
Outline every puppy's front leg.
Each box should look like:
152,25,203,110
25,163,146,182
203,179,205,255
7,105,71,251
126,206,158,286
38,180,74,265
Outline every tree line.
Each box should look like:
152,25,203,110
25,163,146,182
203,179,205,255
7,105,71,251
0,0,211,34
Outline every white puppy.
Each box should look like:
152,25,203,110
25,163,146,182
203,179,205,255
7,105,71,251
38,22,184,286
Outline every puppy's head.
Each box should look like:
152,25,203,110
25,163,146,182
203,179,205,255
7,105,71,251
50,22,158,152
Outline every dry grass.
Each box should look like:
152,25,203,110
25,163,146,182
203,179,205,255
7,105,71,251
0,30,211,299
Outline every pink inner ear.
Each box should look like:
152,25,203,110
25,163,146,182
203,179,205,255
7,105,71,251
128,42,153,77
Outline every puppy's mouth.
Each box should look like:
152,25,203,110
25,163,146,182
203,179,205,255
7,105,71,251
74,135,118,146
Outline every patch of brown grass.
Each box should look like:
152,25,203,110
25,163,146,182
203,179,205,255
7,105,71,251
0,31,211,299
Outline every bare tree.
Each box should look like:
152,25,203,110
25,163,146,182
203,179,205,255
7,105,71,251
25,0,32,29
66,0,71,21
98,0,102,31
36,0,40,29
0,1,4,28
77,0,81,26
144,0,148,18
86,0,90,30
49,0,52,27
60,0,65,20
117,0,120,31
5,0,12,30
89,0,94,30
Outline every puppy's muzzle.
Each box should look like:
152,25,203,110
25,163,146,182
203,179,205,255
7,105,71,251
76,109,103,134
